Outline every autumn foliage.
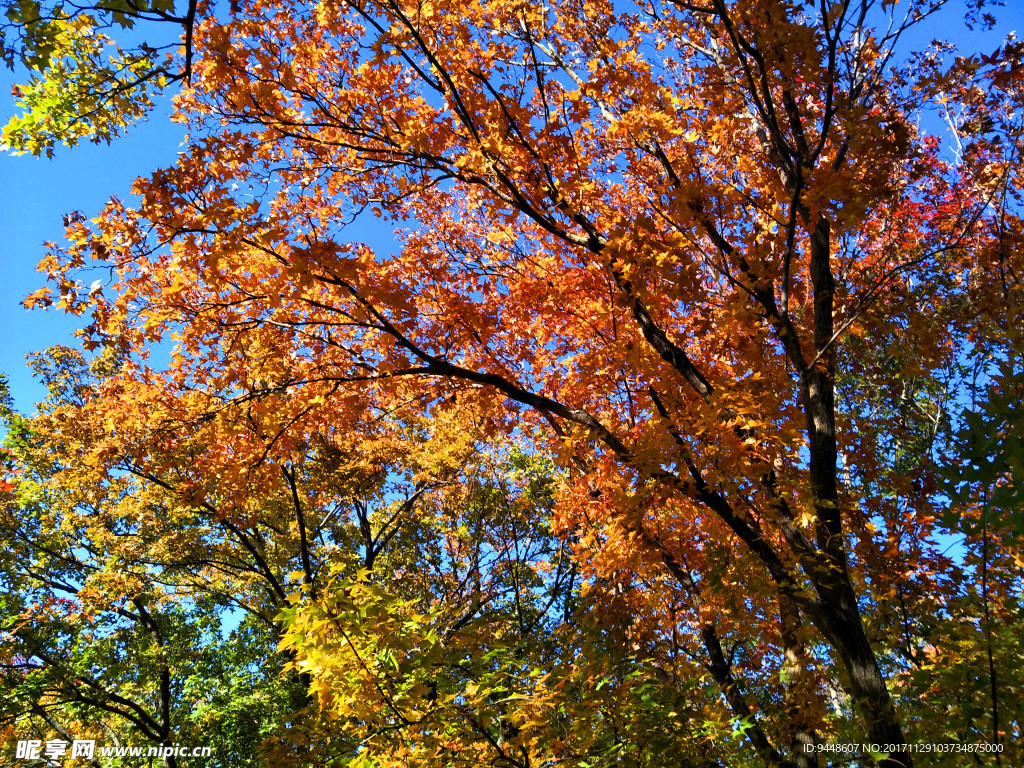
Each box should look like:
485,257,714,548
3,1,1024,767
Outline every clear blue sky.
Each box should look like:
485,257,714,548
0,70,186,411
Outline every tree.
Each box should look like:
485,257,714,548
3,348,596,766
14,0,1024,767
1,0,197,155
1,348,296,767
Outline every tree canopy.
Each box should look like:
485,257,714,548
3,1,1023,767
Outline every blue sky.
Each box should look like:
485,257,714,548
0,70,186,411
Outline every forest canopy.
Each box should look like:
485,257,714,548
2,1,1023,767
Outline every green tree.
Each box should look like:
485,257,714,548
2,0,196,154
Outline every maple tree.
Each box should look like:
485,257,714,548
1,348,298,767
3,348,600,766
1,0,196,154
6,0,1024,767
